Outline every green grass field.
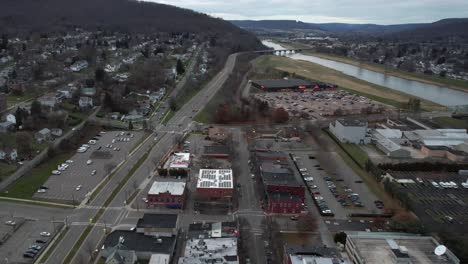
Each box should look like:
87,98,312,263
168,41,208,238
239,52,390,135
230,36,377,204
0,163,17,182
161,110,175,125
432,116,468,129
1,153,71,199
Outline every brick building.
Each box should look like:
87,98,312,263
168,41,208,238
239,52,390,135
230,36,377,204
147,181,186,209
266,191,303,214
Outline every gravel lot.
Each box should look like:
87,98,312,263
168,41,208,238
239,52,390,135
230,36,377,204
33,130,144,203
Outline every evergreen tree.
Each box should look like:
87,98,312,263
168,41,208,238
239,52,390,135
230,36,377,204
176,59,185,75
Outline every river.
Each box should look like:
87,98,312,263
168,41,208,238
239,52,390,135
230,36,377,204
262,40,468,107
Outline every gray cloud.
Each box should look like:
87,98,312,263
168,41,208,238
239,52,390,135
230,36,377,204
146,0,468,24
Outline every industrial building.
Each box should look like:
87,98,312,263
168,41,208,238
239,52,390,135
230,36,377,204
345,232,460,264
251,79,313,92
373,131,411,158
329,119,371,144
196,169,234,199
147,181,186,209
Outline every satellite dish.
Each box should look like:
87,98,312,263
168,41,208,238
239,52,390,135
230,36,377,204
434,245,447,256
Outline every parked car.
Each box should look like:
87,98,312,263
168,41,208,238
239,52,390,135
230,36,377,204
75,185,82,191
51,170,61,175
91,170,97,176
23,253,35,258
40,232,51,237
86,160,93,165
5,220,16,226
36,239,47,244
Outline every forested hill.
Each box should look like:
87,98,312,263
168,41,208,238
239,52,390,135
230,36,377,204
0,0,263,51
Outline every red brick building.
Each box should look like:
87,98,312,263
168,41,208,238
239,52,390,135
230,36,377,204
147,181,186,209
197,169,234,199
266,191,303,214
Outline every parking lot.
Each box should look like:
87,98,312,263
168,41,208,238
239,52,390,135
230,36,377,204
389,171,468,233
292,150,383,219
0,202,71,263
34,130,144,203
253,89,387,120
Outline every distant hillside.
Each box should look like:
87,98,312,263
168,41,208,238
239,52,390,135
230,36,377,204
392,18,468,39
0,0,263,51
230,20,320,31
230,18,468,39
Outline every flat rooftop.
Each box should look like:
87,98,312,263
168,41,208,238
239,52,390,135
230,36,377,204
347,232,459,264
337,119,367,127
197,169,233,189
169,153,190,169
148,181,186,196
178,237,238,264
136,214,178,229
252,78,312,89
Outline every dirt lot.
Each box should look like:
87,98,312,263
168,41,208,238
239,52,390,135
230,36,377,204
253,89,388,120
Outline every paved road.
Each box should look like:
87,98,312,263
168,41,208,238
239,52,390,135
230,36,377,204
44,52,239,264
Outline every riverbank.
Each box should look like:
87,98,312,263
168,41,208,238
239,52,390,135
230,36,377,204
254,55,445,111
278,41,468,93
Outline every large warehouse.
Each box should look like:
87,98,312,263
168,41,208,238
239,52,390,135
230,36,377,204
251,79,337,92
251,79,312,92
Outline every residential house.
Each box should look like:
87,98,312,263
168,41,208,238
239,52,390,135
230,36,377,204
0,148,18,161
79,96,93,109
56,86,74,99
6,114,16,124
38,94,58,108
51,128,63,137
35,128,51,143
70,60,89,72
0,121,14,133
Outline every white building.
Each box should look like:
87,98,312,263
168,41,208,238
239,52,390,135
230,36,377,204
329,119,371,144
197,169,234,190
345,232,460,264
168,153,190,169
373,132,411,158
148,181,186,197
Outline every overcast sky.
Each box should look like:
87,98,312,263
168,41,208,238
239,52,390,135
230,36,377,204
148,0,468,24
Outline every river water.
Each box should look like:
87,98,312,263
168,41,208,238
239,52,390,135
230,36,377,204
262,40,468,107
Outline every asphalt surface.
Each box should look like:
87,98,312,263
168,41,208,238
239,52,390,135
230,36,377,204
44,52,239,264
0,202,71,264
34,131,144,202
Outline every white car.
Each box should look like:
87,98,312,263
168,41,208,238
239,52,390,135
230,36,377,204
91,170,97,175
82,144,90,148
5,220,16,226
112,139,116,143
142,198,148,203
51,170,61,175
40,232,51,237
77,147,87,153
86,160,93,165
66,160,73,164
75,185,82,191
304,177,314,182
299,168,308,172
88,140,97,145
37,189,47,193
